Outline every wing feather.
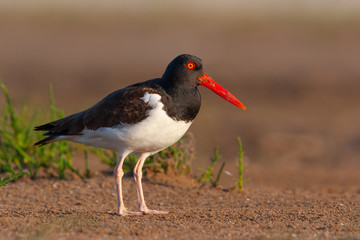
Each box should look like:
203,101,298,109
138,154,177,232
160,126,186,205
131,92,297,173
34,80,163,145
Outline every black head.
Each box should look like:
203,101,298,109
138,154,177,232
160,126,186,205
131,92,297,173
160,54,247,110
161,54,205,90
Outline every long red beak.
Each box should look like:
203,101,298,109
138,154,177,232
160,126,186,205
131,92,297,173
197,73,246,110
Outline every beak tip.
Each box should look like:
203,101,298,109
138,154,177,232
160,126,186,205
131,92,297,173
235,101,246,110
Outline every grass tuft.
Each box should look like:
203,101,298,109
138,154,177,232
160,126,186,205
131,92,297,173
233,137,247,192
0,80,82,180
1,79,40,179
198,146,226,187
0,171,30,187
146,133,194,176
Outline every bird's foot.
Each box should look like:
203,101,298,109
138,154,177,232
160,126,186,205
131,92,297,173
118,209,143,216
142,209,169,215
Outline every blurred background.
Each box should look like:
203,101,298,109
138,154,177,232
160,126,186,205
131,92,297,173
1,0,360,178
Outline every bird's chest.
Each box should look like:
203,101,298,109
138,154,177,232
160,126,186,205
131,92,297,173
121,110,191,153
120,93,192,152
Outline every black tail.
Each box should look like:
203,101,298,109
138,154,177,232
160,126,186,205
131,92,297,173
34,111,85,147
34,123,53,132
34,122,59,146
34,136,58,146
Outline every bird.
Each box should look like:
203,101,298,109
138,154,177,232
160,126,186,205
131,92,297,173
34,54,246,216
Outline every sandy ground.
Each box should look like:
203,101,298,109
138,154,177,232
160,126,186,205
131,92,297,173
1,166,359,240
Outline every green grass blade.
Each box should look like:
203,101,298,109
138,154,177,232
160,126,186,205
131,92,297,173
233,137,245,192
0,171,30,187
213,161,226,187
84,149,91,178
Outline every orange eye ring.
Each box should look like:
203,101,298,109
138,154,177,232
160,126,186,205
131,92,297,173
186,62,195,70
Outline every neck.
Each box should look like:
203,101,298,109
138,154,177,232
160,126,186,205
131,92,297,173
160,84,201,122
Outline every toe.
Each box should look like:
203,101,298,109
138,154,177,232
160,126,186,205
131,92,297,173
143,209,169,215
118,210,144,216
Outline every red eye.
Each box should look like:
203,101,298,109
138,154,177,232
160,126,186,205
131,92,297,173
186,62,195,70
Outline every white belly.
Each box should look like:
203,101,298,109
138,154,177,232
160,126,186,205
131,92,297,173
68,93,192,154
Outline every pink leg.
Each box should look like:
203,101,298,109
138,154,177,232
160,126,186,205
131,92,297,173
114,152,142,216
133,153,169,215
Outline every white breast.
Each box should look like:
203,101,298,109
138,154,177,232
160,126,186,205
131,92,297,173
69,92,192,154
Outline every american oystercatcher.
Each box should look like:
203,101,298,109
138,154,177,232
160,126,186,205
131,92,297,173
34,54,246,215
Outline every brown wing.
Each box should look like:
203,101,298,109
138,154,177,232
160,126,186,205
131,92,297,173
34,81,163,145
83,84,160,130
